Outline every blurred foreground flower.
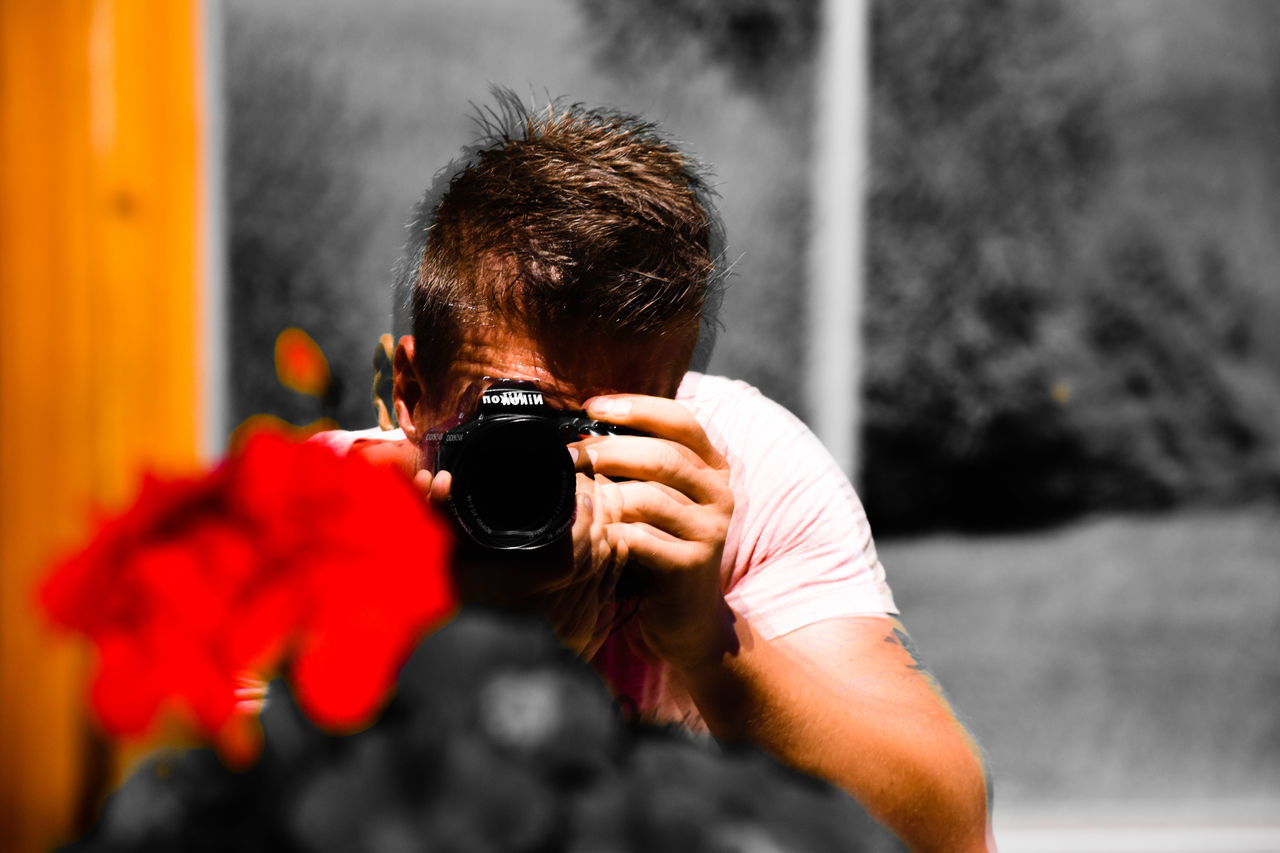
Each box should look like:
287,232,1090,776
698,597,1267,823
38,430,455,765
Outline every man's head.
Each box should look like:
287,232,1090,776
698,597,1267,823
392,89,724,437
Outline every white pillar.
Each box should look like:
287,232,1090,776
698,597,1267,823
199,0,229,458
806,0,868,481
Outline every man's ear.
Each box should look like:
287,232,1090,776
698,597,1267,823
393,335,428,443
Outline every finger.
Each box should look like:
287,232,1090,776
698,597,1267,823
605,479,712,540
595,457,697,507
413,468,453,505
566,479,597,589
429,469,452,503
609,520,720,580
592,477,626,595
558,475,622,595
585,394,724,468
583,437,723,504
568,441,594,475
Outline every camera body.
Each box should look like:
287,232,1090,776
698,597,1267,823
431,383,640,551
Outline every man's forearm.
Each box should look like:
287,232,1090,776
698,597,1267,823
672,608,991,853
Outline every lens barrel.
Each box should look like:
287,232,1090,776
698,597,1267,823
439,414,576,550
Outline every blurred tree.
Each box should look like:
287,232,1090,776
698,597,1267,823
225,7,381,432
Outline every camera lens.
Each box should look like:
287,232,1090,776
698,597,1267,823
467,426,564,531
447,416,575,549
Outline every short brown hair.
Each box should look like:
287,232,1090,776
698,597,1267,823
394,89,724,402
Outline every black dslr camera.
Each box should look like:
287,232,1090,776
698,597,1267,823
429,382,641,551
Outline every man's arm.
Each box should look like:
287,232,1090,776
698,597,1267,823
680,612,992,852
579,393,992,853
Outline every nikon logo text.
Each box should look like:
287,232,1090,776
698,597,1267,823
488,390,544,407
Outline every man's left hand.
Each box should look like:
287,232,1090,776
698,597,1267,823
574,394,736,670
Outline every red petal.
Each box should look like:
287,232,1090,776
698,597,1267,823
89,634,164,736
291,623,409,731
229,580,302,670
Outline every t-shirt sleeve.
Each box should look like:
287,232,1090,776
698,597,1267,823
685,376,897,640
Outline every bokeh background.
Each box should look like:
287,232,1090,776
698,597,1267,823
224,0,1280,821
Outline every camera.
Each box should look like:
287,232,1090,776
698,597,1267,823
430,383,641,551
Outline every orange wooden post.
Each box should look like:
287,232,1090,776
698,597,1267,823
0,1,209,849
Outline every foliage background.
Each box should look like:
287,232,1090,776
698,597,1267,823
860,0,1280,532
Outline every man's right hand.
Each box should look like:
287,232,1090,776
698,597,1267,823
411,465,453,507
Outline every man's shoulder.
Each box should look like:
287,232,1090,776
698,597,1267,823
676,372,812,449
677,371,779,419
677,370,755,402
676,371,860,543
309,426,406,455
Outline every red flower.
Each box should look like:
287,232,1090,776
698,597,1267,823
38,430,455,765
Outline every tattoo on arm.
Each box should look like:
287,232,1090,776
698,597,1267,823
885,622,993,810
884,626,929,674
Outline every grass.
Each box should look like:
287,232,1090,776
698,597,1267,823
878,505,1280,806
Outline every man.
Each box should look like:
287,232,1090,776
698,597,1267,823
318,90,992,852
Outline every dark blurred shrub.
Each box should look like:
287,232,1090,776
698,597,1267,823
1061,223,1280,509
861,0,1280,531
225,6,381,431
66,610,903,853
861,0,1115,530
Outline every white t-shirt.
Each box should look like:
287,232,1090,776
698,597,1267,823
595,372,896,730
313,372,897,729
